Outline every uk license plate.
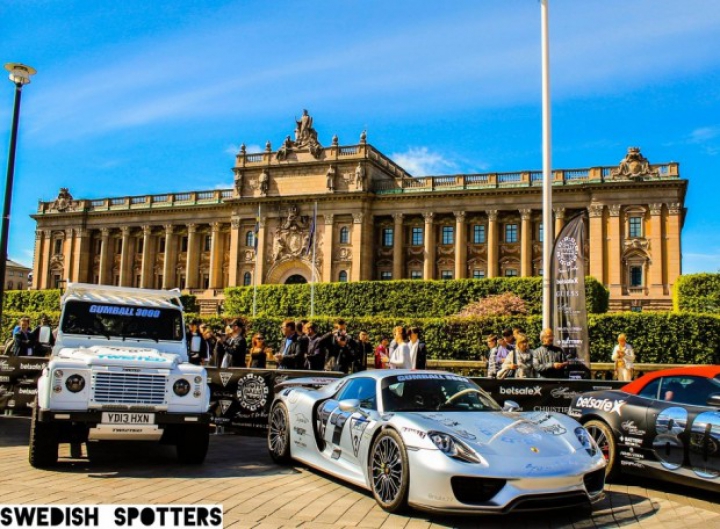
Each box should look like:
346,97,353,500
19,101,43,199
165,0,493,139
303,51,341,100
101,412,155,425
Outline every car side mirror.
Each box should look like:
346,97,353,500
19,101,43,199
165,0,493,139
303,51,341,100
707,395,720,408
503,400,521,412
338,399,369,417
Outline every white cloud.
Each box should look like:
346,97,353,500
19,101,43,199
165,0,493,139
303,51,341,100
391,147,458,176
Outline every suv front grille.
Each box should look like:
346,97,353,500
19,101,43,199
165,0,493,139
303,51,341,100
93,373,167,405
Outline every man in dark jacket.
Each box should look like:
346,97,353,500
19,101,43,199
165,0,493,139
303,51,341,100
533,328,571,378
186,319,209,365
276,320,307,369
353,331,372,373
305,322,330,371
12,317,38,356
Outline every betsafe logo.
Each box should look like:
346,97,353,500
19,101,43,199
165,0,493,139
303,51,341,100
575,396,626,415
499,386,542,396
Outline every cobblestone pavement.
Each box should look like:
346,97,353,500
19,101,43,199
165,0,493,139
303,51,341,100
1,416,718,529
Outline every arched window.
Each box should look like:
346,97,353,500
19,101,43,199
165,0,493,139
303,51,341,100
338,270,348,282
6,281,12,290
243,272,252,286
245,230,255,247
339,227,350,244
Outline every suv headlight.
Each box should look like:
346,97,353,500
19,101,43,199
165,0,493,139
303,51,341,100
575,427,598,456
65,374,86,393
428,431,482,463
173,379,191,397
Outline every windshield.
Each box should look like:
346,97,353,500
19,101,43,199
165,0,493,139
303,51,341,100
60,300,184,342
381,374,501,412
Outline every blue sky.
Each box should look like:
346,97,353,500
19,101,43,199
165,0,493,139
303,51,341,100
2,0,720,274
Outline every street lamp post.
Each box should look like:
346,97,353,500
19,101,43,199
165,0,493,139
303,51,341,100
540,1,553,330
0,63,36,327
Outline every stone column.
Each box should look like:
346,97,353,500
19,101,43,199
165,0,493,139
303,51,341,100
554,207,565,239
351,213,364,282
185,224,199,289
454,211,467,279
162,225,177,289
209,222,223,289
228,217,241,286
255,217,268,285
140,225,154,288
607,205,623,298
649,204,664,296
666,202,682,293
487,210,498,278
62,229,74,283
72,229,91,284
588,205,605,284
423,212,435,280
392,213,404,280
119,226,133,287
520,209,532,277
98,228,111,285
322,214,334,282
32,230,44,290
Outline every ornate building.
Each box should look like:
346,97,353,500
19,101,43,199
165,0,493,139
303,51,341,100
31,113,687,311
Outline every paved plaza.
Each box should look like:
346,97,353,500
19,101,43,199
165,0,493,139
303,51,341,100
0,416,717,529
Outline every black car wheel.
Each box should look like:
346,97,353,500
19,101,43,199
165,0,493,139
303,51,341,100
28,404,59,468
176,424,210,464
370,429,409,513
585,420,618,480
268,402,291,464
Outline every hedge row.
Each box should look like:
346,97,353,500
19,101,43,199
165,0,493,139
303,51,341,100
1,290,198,314
673,273,720,314
4,311,717,366
224,277,609,318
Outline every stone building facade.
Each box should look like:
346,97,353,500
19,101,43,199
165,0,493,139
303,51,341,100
5,259,32,290
31,113,687,311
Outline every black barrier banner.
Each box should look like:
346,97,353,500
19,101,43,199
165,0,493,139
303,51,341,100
0,356,47,411
551,214,590,373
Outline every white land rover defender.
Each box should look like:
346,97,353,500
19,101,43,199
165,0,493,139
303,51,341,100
29,283,210,468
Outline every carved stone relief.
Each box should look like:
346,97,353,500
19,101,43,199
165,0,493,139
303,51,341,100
610,147,659,180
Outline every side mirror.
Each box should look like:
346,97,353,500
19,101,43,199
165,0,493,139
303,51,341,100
338,399,370,417
707,395,720,409
38,325,52,345
503,400,521,412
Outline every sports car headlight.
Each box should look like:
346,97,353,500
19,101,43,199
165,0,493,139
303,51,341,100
65,374,86,393
173,379,191,397
429,431,481,464
575,427,598,456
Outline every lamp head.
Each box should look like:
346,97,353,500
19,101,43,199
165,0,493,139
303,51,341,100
4,63,36,86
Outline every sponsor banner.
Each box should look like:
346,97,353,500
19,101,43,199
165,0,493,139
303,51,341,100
0,504,222,529
0,355,47,411
551,214,591,373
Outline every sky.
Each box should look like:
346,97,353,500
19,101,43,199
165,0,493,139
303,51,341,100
1,0,720,274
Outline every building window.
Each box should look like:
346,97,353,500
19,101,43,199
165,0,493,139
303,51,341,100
245,230,254,247
135,275,142,288
410,270,422,280
538,268,544,276
411,227,423,246
137,238,144,254
441,270,453,280
243,272,252,286
201,273,210,289
380,271,392,280
181,236,188,252
53,239,63,255
629,217,643,238
630,266,643,287
159,237,166,253
473,225,486,244
204,235,211,252
94,239,102,254
338,270,348,282
472,269,485,279
505,268,518,277
6,281,12,290
538,223,543,243
339,227,350,244
505,224,518,243
441,226,454,245
382,228,393,247
114,238,122,254
156,275,163,289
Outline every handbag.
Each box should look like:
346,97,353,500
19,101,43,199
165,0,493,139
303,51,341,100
497,349,517,379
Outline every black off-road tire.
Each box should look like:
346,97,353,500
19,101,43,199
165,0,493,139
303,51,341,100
585,419,618,480
268,402,292,464
369,429,410,513
176,424,210,464
28,405,59,468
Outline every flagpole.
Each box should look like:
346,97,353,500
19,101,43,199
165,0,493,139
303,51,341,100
310,201,318,317
541,0,553,329
252,203,260,318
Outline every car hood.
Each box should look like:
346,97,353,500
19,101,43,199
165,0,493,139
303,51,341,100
55,345,179,369
405,411,579,457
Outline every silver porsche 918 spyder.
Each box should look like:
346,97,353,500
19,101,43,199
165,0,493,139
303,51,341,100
267,370,606,514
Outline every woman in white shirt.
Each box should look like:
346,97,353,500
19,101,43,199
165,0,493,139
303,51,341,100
611,333,635,382
389,326,412,370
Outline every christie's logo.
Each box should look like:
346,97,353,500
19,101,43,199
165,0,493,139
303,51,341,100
575,396,626,415
550,387,581,400
621,420,646,435
500,386,542,396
